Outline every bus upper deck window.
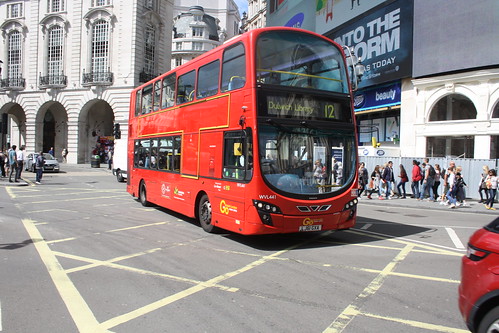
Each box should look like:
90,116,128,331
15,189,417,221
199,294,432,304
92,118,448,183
221,43,246,92
135,90,142,117
197,60,220,99
161,74,176,109
142,85,153,114
153,81,161,112
177,70,196,104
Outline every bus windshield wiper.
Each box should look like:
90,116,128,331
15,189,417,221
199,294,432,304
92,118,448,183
265,118,294,133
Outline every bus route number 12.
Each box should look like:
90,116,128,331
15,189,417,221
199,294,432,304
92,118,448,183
324,104,336,119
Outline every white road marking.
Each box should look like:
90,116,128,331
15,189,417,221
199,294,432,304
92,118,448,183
445,227,465,249
360,223,372,230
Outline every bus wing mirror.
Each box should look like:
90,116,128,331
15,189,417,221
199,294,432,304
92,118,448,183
343,46,364,91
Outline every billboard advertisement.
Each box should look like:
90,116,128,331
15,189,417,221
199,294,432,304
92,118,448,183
413,0,499,77
326,0,413,89
315,0,387,35
354,81,401,112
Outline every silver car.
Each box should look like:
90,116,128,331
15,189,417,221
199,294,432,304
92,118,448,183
25,153,60,173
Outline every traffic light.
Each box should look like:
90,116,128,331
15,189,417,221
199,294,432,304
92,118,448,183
114,123,121,139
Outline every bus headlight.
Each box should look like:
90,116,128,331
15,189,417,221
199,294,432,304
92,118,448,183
343,199,358,211
253,200,282,226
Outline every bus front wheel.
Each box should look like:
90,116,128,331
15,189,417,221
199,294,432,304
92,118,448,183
139,182,151,207
198,194,215,233
116,170,125,182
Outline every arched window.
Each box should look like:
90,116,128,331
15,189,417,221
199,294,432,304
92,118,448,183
7,31,22,80
48,26,64,82
91,20,110,76
492,102,499,118
429,94,477,121
144,24,156,76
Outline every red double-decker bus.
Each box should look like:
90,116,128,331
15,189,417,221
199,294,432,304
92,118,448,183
127,27,360,235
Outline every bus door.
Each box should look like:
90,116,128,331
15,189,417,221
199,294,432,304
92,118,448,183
214,129,253,229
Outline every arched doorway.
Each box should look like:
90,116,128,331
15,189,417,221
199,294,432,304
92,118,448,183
43,111,55,153
0,103,27,150
36,102,68,158
78,99,114,163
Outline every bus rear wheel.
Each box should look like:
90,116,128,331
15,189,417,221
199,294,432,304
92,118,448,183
198,194,215,233
139,182,151,207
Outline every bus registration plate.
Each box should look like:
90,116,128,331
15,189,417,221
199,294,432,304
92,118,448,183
299,225,322,232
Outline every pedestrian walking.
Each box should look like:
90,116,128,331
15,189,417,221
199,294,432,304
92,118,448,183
35,151,45,184
381,161,395,200
15,145,25,181
478,165,489,203
446,167,458,208
0,150,5,177
432,164,441,200
396,164,409,198
108,148,113,170
8,145,17,182
358,162,369,198
484,169,498,210
367,165,381,199
62,148,68,163
419,158,436,201
411,160,422,199
441,161,456,203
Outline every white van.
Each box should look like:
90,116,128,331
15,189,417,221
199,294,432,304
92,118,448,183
112,138,127,182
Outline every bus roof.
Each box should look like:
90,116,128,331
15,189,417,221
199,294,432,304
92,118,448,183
133,27,344,92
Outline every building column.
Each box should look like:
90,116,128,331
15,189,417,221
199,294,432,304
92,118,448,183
475,135,491,159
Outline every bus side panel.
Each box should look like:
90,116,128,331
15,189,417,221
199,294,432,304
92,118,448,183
211,189,247,233
199,132,223,178
182,133,198,176
183,95,230,131
138,109,180,136
144,173,196,218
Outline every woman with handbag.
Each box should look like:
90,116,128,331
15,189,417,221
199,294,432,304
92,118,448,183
478,165,489,203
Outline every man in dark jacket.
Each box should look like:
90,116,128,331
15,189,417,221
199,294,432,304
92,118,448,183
35,151,45,184
381,161,395,199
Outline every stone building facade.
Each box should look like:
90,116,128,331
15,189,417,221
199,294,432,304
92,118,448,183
0,0,174,163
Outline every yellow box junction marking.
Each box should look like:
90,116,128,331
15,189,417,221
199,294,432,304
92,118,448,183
21,218,111,333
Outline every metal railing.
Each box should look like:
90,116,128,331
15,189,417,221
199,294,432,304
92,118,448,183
82,70,113,86
39,74,67,88
139,70,157,83
0,76,26,90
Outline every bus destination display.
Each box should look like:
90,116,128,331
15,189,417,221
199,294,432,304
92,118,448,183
259,93,351,122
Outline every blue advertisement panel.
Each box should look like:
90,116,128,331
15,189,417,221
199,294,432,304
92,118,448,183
327,0,413,89
267,0,316,31
354,81,401,111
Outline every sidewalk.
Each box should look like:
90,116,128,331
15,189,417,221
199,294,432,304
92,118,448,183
0,163,112,187
357,194,498,215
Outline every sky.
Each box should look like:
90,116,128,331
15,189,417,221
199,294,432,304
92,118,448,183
234,0,248,14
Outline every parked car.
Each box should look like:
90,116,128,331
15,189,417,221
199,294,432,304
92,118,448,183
25,153,60,173
459,217,499,333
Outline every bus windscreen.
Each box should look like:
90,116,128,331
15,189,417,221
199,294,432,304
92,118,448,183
256,31,348,94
